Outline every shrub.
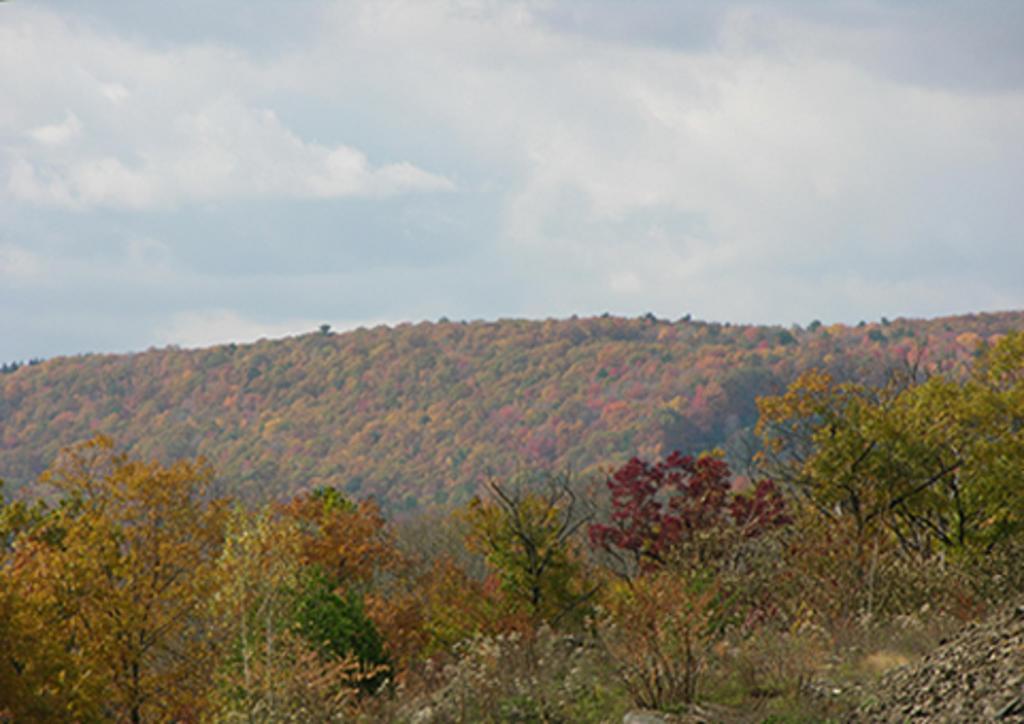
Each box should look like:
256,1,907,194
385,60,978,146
595,570,724,709
385,626,626,723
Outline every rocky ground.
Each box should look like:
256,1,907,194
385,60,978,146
405,599,1024,723
622,598,1024,723
848,599,1024,723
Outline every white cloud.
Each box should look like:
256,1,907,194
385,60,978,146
28,112,82,146
163,99,454,205
295,0,1023,319
8,95,454,209
7,99,453,209
1,7,453,210
1,0,1022,361
99,82,129,104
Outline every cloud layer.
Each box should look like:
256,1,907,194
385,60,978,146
1,10,452,210
1,1,1022,359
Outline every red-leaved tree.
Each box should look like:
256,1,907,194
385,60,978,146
589,451,790,575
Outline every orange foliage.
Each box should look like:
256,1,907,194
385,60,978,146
278,491,402,587
1,312,1020,509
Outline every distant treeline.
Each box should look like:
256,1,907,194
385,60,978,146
0,311,1021,508
1,359,42,375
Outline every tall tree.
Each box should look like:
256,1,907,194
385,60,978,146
3,437,228,722
211,501,390,720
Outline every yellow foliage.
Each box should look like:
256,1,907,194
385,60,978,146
3,436,228,722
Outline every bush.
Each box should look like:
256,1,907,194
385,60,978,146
384,626,627,723
292,569,391,694
595,569,729,709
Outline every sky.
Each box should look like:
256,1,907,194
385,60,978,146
2,0,1023,360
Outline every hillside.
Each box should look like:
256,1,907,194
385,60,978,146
2,312,1022,509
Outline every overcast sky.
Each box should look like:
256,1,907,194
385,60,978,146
2,0,1022,360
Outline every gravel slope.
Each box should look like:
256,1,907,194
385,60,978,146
850,600,1024,722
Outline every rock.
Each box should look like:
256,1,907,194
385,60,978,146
622,711,676,724
849,597,1024,723
1000,699,1024,720
621,704,733,724
409,705,435,723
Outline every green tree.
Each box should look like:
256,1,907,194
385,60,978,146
292,568,390,693
462,472,597,626
756,332,1024,558
212,504,387,720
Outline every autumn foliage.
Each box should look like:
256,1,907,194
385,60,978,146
0,437,228,721
589,452,789,573
1,311,1019,510
0,328,1022,720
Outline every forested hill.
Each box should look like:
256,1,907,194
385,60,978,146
2,311,1022,510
